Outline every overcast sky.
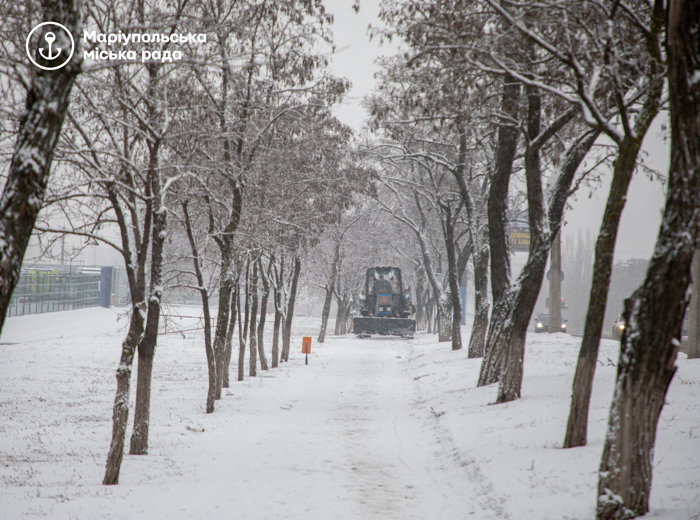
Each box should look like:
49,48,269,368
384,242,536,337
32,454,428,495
324,0,668,263
324,1,390,133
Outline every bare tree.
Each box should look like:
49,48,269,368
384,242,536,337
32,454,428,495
317,215,362,343
378,157,466,345
0,0,81,332
181,200,216,413
478,0,665,442
596,1,700,517
45,0,195,481
559,0,666,448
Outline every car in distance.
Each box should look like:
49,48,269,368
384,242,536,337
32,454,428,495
534,313,567,333
612,315,625,339
612,311,687,340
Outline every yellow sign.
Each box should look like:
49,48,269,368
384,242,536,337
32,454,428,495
509,230,530,251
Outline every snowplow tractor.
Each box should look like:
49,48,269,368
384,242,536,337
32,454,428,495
352,266,416,338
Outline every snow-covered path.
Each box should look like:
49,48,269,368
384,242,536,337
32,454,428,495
239,336,485,520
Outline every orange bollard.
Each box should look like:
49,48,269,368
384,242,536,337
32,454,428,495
302,336,311,364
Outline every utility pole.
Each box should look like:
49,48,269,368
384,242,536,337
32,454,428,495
688,249,700,359
549,231,562,332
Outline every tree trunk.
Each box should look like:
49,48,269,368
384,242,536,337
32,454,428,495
411,200,450,341
687,250,700,359
335,292,352,335
565,145,654,446
237,288,246,382
497,127,599,402
103,301,146,485
103,160,151,483
271,257,283,368
477,296,511,385
0,0,81,333
213,255,232,398
205,296,216,406
413,266,427,331
494,75,544,402
483,124,598,394
319,242,340,343
333,297,343,335
211,181,242,395
282,256,301,362
248,260,259,377
319,286,334,340
343,299,353,334
222,287,237,388
478,76,520,383
451,122,486,357
426,296,434,334
272,287,282,368
130,140,167,455
568,139,638,395
597,3,700,516
468,245,490,358
487,76,520,307
436,296,452,342
129,344,154,455
257,259,270,371
338,298,348,335
495,246,549,402
443,206,463,351
238,263,250,381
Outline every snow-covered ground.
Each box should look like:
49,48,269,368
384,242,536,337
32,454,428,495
0,307,698,520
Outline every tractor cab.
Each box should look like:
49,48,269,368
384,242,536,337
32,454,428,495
355,266,415,338
361,267,409,317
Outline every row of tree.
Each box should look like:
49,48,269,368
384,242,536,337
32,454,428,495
316,1,697,519
0,0,376,486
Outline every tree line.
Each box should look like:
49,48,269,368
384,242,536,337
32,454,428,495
0,0,375,485
314,1,695,519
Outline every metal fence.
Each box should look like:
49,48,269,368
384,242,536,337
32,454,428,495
6,265,125,318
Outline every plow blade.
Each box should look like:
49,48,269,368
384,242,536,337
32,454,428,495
352,316,416,338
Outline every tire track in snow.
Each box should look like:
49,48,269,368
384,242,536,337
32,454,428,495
318,336,488,519
402,339,510,519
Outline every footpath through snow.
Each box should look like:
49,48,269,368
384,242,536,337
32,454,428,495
0,307,698,519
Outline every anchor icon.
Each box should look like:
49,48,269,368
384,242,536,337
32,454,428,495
39,31,62,61
26,21,75,71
